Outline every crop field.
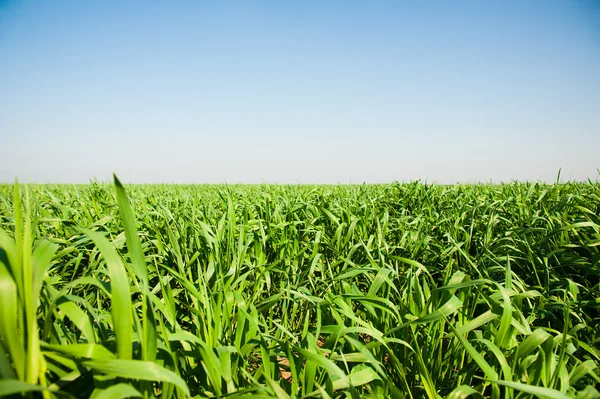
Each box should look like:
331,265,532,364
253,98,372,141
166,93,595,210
0,177,599,398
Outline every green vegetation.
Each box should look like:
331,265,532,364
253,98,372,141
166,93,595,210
0,177,599,398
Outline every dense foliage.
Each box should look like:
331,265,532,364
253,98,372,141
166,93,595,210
0,178,599,398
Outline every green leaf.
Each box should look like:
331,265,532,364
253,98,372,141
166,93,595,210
576,386,600,399
114,175,157,364
447,322,498,381
570,360,598,385
90,383,143,399
42,343,115,360
332,365,380,390
83,359,190,397
490,380,571,399
113,175,148,286
56,301,96,344
447,385,484,399
446,310,498,338
517,328,552,359
296,346,348,382
79,228,133,360
0,380,46,397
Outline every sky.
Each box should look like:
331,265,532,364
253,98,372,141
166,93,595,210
1,0,599,184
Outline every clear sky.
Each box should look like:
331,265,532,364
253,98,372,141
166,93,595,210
1,0,599,184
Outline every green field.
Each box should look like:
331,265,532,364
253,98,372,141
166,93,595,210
0,178,599,398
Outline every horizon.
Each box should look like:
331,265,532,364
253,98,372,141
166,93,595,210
2,169,598,186
1,1,599,184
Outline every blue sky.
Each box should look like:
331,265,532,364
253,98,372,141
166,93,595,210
1,0,599,183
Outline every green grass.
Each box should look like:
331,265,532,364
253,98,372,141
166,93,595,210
0,177,599,398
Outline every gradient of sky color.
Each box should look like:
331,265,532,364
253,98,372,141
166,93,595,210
1,0,599,183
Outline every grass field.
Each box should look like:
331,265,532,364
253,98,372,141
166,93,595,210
0,177,599,398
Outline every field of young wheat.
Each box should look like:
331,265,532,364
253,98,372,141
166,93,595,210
0,177,599,398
